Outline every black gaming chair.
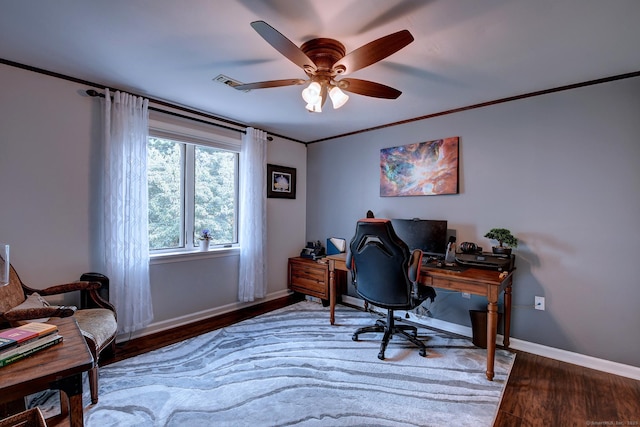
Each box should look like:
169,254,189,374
346,218,436,360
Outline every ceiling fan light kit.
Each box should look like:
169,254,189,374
329,86,349,109
301,81,321,104
302,81,349,111
235,21,414,113
305,100,322,113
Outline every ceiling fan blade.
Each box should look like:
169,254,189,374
338,78,402,99
250,21,317,72
334,30,414,75
234,78,306,91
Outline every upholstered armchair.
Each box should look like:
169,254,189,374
0,264,117,405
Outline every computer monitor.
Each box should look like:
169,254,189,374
390,218,448,259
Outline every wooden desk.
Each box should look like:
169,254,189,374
326,253,514,381
0,317,94,427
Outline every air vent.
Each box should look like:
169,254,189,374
213,74,248,91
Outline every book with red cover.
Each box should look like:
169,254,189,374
0,327,39,345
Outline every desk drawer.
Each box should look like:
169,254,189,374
430,276,483,295
288,258,329,299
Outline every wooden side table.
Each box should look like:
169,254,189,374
0,317,94,427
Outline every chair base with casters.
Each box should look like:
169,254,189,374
353,308,427,360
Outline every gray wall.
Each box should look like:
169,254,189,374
306,76,640,368
2,61,639,368
0,63,307,335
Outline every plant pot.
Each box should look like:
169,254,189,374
492,246,512,256
199,239,210,251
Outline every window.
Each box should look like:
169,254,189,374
147,114,241,253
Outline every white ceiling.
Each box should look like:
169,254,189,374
1,0,639,143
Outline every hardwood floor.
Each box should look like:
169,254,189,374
495,351,640,426
102,297,640,426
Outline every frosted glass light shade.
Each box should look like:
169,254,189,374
305,98,322,112
301,82,322,104
329,86,349,109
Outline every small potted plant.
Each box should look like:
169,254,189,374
198,229,212,251
484,228,518,256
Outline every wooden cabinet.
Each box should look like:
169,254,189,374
288,257,329,300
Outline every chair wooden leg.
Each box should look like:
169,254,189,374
89,365,99,404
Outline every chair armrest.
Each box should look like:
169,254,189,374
408,249,436,304
345,248,358,286
30,281,101,296
407,249,422,282
2,305,77,321
412,285,436,304
84,289,117,315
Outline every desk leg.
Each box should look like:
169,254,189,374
329,260,336,325
486,299,498,381
503,277,513,348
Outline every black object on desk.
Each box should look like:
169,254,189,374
422,258,468,273
455,252,515,272
300,241,325,260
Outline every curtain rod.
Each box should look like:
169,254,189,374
86,89,273,141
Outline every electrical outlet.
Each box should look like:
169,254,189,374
462,293,471,299
535,296,545,311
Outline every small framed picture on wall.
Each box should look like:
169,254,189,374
267,164,296,199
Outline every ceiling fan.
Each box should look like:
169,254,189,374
234,21,414,112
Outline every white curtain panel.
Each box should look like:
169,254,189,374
102,89,153,334
238,127,268,302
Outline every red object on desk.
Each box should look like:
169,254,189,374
0,328,38,345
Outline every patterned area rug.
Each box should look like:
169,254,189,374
31,301,514,426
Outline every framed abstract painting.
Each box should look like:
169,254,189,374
380,137,459,197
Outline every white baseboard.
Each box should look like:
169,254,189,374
507,338,640,381
341,295,640,381
116,289,292,343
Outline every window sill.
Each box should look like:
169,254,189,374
150,246,240,265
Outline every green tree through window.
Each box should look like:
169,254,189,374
194,145,237,245
148,136,238,251
148,137,183,249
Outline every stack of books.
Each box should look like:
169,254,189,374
0,322,63,368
